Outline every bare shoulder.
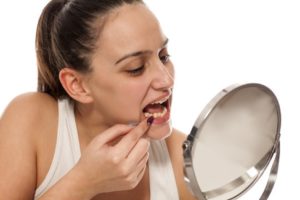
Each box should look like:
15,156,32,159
1,92,58,132
166,129,197,200
0,92,58,199
1,92,58,138
168,128,187,146
1,92,57,118
165,128,188,157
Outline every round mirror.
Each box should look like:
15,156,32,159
183,83,281,200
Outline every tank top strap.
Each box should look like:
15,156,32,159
34,99,81,199
62,99,81,161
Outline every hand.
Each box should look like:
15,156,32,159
74,118,152,197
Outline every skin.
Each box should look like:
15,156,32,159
68,3,174,141
0,3,197,200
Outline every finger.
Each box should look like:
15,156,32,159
115,117,153,158
128,153,149,186
125,138,150,171
136,164,147,183
92,124,133,146
136,152,149,172
138,163,147,176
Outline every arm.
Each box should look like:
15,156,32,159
0,93,88,199
0,94,39,199
1,93,152,199
38,119,152,200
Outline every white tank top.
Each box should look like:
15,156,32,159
34,99,179,200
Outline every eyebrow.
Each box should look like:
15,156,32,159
115,38,169,65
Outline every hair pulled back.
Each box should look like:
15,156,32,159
36,0,143,99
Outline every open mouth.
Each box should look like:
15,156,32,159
142,96,171,123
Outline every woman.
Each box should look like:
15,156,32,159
0,0,196,199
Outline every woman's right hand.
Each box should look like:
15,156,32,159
73,117,152,198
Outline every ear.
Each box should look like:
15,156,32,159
59,68,93,103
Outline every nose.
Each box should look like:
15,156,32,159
151,61,174,90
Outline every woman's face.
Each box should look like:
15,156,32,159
85,3,174,140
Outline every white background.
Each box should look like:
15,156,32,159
0,0,299,199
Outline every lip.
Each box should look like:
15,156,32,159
152,96,171,125
144,92,172,107
142,92,172,125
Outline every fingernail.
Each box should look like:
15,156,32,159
147,116,154,126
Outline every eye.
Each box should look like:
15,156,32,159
159,47,171,64
126,66,145,76
160,54,171,64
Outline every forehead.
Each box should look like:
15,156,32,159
94,4,165,57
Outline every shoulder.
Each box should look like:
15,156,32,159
165,128,187,168
2,92,57,116
0,92,59,153
165,128,187,154
1,92,57,129
0,93,58,198
0,91,59,155
165,129,197,200
0,92,59,154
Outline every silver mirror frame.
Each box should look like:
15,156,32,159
183,83,281,200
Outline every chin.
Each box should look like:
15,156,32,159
147,121,173,140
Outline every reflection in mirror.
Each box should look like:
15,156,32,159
183,83,281,200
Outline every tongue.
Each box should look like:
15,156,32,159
144,104,164,113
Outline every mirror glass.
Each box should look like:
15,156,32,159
183,83,281,200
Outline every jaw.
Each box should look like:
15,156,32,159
146,121,173,140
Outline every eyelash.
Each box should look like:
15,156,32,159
126,54,171,76
126,66,145,76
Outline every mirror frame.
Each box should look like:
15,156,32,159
182,83,281,200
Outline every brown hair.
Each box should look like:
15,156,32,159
36,0,143,99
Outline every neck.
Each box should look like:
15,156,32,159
74,102,109,141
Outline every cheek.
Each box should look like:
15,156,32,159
116,82,146,110
120,82,145,97
108,81,148,119
171,68,175,78
88,70,150,122
119,79,149,99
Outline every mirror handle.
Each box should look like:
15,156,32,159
259,141,280,200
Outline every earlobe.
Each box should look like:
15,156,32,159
59,68,93,103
